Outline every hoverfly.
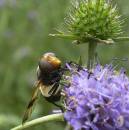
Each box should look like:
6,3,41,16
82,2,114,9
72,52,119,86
22,52,64,124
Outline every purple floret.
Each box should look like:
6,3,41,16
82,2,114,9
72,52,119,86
64,64,129,130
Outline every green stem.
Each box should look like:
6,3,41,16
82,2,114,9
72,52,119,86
87,42,97,69
65,124,73,130
11,113,64,130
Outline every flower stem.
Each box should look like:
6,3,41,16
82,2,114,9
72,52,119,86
65,124,73,130
87,42,97,69
11,113,64,130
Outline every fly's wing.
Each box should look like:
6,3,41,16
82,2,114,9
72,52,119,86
48,82,60,96
22,81,40,124
39,84,53,97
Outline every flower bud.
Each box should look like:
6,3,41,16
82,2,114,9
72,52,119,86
62,0,123,43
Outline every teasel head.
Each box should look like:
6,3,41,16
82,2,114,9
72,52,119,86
50,0,128,44
67,0,124,42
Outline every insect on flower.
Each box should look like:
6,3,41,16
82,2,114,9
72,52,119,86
22,52,65,124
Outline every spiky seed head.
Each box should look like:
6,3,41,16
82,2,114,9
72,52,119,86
62,0,123,43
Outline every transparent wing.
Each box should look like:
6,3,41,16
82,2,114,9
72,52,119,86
22,81,40,124
48,82,60,96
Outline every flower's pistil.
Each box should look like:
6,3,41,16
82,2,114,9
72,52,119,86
64,64,129,130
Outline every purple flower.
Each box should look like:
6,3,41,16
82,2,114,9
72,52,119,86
64,64,129,130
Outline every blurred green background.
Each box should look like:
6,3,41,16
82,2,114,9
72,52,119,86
0,0,129,130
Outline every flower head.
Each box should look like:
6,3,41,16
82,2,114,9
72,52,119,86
60,0,123,43
64,63,129,130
